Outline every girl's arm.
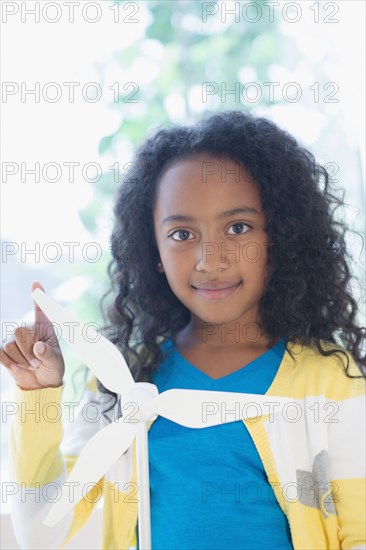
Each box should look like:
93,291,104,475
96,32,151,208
9,378,108,549
2,282,109,548
328,357,366,550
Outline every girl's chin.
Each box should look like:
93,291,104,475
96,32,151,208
190,311,244,326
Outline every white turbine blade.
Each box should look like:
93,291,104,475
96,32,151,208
32,288,135,394
156,389,295,428
43,417,136,527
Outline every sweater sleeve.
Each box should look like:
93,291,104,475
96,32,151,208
9,378,109,549
327,356,366,550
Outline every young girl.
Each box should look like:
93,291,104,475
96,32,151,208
1,110,365,550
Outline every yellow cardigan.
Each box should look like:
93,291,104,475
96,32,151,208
9,340,366,549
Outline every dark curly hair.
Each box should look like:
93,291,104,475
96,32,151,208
92,110,365,418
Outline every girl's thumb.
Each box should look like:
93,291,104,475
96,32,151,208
33,341,46,357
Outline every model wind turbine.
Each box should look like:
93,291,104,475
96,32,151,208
32,288,292,550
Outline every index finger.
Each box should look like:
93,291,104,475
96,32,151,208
32,281,53,327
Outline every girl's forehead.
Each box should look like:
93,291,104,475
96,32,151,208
153,154,264,220
159,153,249,177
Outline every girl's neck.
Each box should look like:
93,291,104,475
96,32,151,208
174,318,275,351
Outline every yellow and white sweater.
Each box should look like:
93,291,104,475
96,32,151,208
9,340,366,549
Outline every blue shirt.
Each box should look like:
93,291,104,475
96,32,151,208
142,338,293,549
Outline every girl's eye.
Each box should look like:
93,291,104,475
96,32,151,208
228,222,251,235
169,230,192,241
169,223,251,241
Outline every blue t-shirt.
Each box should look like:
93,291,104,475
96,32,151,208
139,337,293,550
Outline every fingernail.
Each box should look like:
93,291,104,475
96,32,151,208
30,358,41,368
35,342,45,354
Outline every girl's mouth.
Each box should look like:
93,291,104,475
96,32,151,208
192,282,242,300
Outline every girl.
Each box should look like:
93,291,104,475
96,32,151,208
2,110,365,550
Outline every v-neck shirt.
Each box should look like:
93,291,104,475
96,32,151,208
145,337,293,549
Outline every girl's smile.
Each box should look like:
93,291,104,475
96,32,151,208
153,152,272,347
191,280,243,300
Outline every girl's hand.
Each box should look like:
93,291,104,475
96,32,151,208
0,281,65,390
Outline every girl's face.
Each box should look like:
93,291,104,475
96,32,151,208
152,153,271,340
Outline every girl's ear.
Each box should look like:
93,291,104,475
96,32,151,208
157,261,164,273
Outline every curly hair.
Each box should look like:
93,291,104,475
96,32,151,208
93,110,365,419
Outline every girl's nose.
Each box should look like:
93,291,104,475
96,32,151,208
195,240,231,272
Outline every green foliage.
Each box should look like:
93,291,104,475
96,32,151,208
98,0,295,147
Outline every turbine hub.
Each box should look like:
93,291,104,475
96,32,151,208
120,382,159,422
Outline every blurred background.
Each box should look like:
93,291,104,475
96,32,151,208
1,0,365,546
